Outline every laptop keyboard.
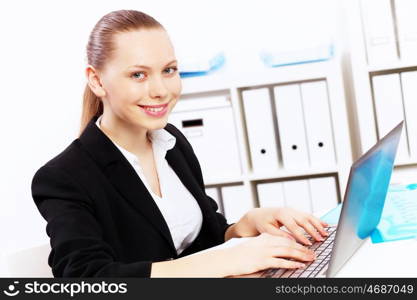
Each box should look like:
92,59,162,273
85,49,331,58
262,225,337,278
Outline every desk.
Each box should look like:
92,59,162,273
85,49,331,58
209,235,417,277
319,206,417,277
197,207,417,277
336,237,417,277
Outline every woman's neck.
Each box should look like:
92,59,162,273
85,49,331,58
99,113,152,157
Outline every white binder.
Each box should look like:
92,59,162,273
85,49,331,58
256,182,286,208
360,0,398,65
242,88,279,173
282,179,312,213
395,0,417,61
205,187,223,214
221,185,254,224
400,71,417,159
169,96,242,182
372,74,409,162
274,84,310,170
300,81,336,168
309,177,338,215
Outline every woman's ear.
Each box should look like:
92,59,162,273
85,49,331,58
86,65,106,98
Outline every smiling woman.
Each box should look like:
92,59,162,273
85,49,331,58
31,9,327,278
86,28,181,158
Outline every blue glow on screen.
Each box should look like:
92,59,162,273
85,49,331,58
344,133,399,239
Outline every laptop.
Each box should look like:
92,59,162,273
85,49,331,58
258,121,404,278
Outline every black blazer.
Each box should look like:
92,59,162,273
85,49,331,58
31,115,231,277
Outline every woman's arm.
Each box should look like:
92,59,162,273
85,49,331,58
32,165,153,277
151,232,316,277
151,248,230,277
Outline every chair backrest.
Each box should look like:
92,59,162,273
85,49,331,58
6,243,53,277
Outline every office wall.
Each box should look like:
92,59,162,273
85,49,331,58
0,0,340,274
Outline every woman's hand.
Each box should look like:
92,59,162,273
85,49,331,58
152,231,315,277
227,207,329,245
224,232,316,276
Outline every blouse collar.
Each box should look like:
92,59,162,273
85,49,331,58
95,115,176,165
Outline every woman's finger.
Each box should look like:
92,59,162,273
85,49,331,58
263,224,296,241
278,216,312,246
268,257,306,269
308,217,329,237
266,234,312,254
270,246,316,262
295,218,324,242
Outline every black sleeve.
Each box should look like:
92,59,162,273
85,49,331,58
206,195,235,241
31,165,152,277
165,123,232,241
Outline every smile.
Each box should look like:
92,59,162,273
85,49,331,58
138,102,169,117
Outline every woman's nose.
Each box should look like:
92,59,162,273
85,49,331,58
148,76,168,99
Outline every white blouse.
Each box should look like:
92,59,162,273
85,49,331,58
96,115,203,255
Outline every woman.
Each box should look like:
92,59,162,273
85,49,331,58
31,9,328,277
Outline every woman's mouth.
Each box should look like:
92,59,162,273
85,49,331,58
138,102,169,118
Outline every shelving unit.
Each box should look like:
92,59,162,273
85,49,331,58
343,0,417,184
170,54,353,223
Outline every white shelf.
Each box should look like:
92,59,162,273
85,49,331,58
343,0,417,181
203,166,340,186
368,60,417,73
394,160,417,168
205,168,339,185
181,68,232,95
235,60,332,88
181,59,336,95
203,175,244,186
246,168,338,182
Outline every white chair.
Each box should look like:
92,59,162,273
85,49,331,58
6,243,53,277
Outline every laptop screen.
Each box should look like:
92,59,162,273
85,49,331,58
326,121,403,277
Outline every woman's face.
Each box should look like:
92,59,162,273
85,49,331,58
98,28,181,131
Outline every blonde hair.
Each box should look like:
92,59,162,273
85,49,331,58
79,10,164,135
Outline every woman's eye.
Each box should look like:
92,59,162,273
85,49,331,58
132,72,146,80
164,67,178,74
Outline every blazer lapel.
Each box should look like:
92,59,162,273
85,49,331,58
165,146,218,232
78,116,177,254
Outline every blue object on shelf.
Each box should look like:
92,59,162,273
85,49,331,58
320,183,417,244
321,203,342,225
179,52,225,78
260,43,334,68
371,183,417,243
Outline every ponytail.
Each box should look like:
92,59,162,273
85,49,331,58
79,84,103,136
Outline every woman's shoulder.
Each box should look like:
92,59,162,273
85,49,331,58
32,138,89,183
31,138,95,211
40,139,84,167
